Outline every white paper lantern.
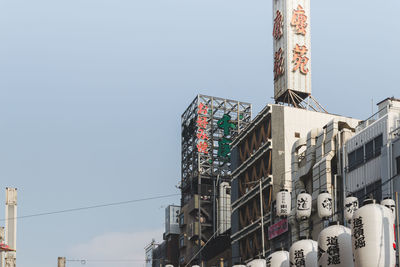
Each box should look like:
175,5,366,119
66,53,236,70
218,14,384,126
246,259,266,267
290,238,318,267
266,250,289,267
351,199,396,267
317,191,333,219
317,222,353,267
277,189,291,217
296,192,312,220
344,196,358,223
381,197,396,215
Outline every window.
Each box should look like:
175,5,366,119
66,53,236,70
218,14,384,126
179,213,185,226
179,235,185,248
374,135,383,157
348,151,356,170
353,180,382,204
349,134,384,172
365,140,374,161
355,147,364,165
397,156,400,175
349,147,364,171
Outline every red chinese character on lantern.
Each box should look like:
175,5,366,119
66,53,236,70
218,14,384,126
197,129,208,140
291,5,308,35
274,48,285,80
273,10,283,40
197,141,208,154
198,103,208,115
197,116,208,129
292,44,309,74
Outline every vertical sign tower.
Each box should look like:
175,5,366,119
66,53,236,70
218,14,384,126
273,0,312,106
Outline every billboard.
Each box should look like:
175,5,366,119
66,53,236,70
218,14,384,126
273,0,311,102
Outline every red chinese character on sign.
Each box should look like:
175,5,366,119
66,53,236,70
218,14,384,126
274,48,285,80
292,44,309,74
197,129,208,140
273,10,283,40
198,103,208,115
291,5,308,35
197,116,208,129
197,141,208,154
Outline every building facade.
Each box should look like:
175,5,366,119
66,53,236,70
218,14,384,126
345,98,400,203
179,95,251,266
230,103,359,263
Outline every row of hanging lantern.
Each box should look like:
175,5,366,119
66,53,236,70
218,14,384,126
277,189,332,221
277,189,360,222
271,189,397,267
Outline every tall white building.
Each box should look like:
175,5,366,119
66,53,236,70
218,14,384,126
345,97,400,202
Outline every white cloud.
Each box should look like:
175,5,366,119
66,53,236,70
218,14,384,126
67,228,163,267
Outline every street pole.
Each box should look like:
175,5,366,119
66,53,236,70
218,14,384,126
58,257,66,267
259,179,265,258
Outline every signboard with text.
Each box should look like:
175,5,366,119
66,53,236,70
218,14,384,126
268,218,289,240
273,0,312,102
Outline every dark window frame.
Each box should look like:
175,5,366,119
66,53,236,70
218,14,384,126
396,156,400,175
348,134,384,172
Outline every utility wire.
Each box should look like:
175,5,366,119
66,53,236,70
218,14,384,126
66,257,168,264
67,259,145,263
0,193,179,221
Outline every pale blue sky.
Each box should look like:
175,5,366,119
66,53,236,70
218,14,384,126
0,1,398,267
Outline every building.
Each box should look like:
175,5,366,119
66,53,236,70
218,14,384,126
230,103,359,263
344,98,400,203
288,117,359,241
282,97,400,253
145,205,181,267
179,94,251,266
145,240,157,267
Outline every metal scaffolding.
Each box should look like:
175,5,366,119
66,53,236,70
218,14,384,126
181,94,251,206
180,94,251,266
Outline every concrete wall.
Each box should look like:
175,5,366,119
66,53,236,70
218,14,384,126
271,104,359,196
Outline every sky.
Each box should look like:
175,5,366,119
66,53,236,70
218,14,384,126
0,0,399,267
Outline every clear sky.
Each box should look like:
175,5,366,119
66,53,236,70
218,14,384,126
0,1,399,267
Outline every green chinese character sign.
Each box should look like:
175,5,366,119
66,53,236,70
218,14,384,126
217,114,236,136
217,114,236,160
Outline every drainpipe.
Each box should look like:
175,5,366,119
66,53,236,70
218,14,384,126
342,136,347,226
259,179,265,258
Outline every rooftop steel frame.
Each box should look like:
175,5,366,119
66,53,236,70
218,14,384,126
181,94,251,205
180,94,251,265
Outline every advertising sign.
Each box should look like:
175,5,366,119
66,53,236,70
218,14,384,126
273,0,312,102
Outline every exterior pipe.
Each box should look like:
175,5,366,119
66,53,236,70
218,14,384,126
259,179,265,257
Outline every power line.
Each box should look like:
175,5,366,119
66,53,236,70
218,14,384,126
0,193,179,221
67,259,145,263
66,257,168,264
